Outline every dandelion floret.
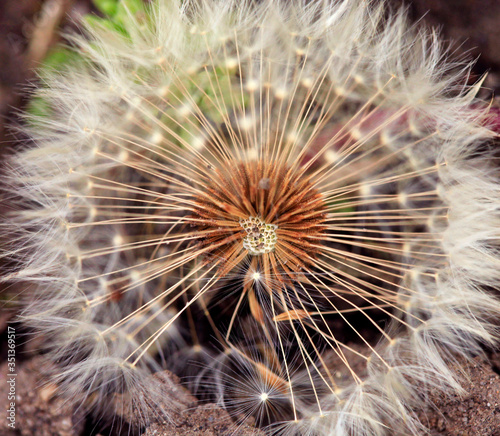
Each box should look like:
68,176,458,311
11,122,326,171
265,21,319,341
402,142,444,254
240,216,278,255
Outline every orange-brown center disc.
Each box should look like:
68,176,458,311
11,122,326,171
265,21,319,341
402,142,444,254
191,160,327,279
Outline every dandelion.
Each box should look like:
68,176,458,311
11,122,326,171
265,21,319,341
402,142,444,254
3,0,500,434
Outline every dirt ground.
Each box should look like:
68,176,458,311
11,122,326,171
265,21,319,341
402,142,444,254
1,1,500,435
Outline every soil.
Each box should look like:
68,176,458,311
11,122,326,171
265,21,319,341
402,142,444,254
0,353,263,436
0,357,87,436
1,1,500,435
419,358,500,436
144,405,264,436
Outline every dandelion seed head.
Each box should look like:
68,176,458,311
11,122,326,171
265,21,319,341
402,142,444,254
3,0,500,434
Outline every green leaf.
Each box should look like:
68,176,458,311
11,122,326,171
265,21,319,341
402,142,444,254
26,95,53,120
114,0,146,27
84,14,126,34
92,0,118,17
40,47,79,72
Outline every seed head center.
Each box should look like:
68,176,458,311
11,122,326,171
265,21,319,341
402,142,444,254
240,216,278,256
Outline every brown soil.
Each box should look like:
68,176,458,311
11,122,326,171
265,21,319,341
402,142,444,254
0,354,263,436
419,358,500,436
144,404,264,436
0,357,87,436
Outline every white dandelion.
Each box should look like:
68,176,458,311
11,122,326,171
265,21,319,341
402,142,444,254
2,0,500,435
